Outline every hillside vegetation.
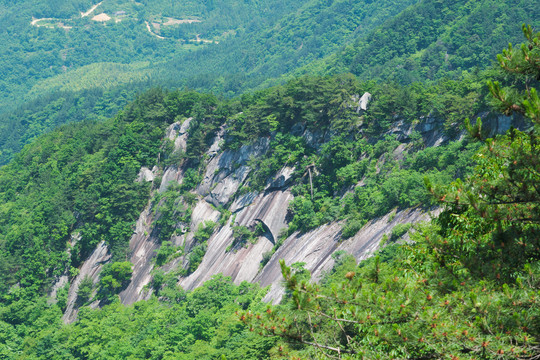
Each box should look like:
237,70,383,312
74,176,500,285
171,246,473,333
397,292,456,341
0,0,538,356
1,0,537,168
245,26,540,359
297,0,539,82
2,0,536,166
0,0,309,110
0,0,416,165
0,22,538,359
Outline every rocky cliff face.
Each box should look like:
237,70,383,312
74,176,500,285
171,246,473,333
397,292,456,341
61,108,519,323
62,241,111,323
257,207,439,303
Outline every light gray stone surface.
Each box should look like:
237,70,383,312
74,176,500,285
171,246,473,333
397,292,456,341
159,166,183,193
63,241,111,323
230,191,259,213
266,166,295,190
358,92,372,111
119,204,157,305
197,137,270,206
180,190,293,290
257,208,438,303
136,166,158,182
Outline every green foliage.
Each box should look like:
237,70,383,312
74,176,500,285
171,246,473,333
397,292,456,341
96,262,133,302
0,13,538,360
228,223,265,252
0,68,496,305
55,283,69,311
1,0,534,168
192,221,216,244
341,218,366,239
0,0,310,109
184,221,217,274
76,276,94,306
226,74,363,147
0,275,273,359
390,223,412,241
0,87,137,166
427,24,540,283
153,187,192,242
321,0,539,84
244,24,540,360
179,168,204,191
0,89,173,299
0,0,319,164
154,241,183,267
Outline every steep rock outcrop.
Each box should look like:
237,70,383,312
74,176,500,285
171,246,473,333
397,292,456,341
257,208,438,303
266,166,295,190
180,189,293,290
183,199,221,250
166,117,192,152
159,166,184,193
118,203,158,305
136,166,158,182
63,241,111,323
197,137,270,206
64,105,512,321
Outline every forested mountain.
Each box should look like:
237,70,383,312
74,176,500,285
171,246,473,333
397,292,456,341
0,0,539,359
0,0,308,108
1,24,539,359
0,0,418,165
1,0,538,166
299,0,540,82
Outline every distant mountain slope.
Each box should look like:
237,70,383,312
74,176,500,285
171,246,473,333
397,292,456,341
0,0,417,165
302,0,540,82
0,0,308,111
155,0,419,92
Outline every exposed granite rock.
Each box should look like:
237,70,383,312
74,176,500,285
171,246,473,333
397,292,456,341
205,165,251,207
257,208,438,303
159,166,183,193
207,125,225,157
183,199,221,250
119,204,157,305
48,275,69,304
290,122,306,136
165,117,192,152
303,129,326,148
197,137,270,205
358,92,372,112
388,119,413,141
230,191,259,213
61,99,531,323
180,190,293,290
190,200,222,230
136,166,158,182
480,112,528,137
63,241,111,323
241,190,293,242
266,166,295,190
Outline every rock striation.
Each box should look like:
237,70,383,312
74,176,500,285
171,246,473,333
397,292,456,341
62,241,111,323
63,107,514,323
257,207,438,303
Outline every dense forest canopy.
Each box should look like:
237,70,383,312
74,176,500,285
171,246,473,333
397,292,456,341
0,0,537,166
0,0,538,358
0,0,421,165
